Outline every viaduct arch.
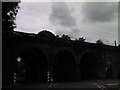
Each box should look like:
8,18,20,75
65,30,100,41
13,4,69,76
80,53,99,80
53,50,78,82
15,48,48,83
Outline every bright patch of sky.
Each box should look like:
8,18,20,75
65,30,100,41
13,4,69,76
14,0,119,46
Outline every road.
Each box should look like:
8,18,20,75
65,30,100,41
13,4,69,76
14,79,119,90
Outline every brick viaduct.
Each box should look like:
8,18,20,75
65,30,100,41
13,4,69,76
3,31,120,87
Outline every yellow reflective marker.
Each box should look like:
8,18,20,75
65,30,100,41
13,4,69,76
14,76,16,79
14,73,16,76
14,80,16,82
47,77,50,79
51,78,53,82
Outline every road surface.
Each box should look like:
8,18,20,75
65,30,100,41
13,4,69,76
13,79,119,90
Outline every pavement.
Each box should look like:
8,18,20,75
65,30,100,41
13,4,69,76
13,79,120,90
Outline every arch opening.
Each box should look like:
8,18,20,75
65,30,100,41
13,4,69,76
80,53,99,80
54,50,77,82
16,48,48,84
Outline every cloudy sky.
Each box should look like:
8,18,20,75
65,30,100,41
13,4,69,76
14,0,119,46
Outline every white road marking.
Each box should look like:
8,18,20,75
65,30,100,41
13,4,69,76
106,83,120,86
48,83,52,87
90,82,107,90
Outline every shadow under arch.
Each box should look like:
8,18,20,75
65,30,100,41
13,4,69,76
16,48,48,83
53,50,77,82
80,53,99,80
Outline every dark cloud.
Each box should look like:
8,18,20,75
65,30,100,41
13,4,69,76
82,2,118,23
49,2,76,27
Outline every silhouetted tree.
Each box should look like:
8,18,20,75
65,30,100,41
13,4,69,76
78,37,85,42
56,35,59,38
96,39,103,44
2,2,21,88
75,37,85,42
37,30,55,39
2,2,20,35
61,34,71,40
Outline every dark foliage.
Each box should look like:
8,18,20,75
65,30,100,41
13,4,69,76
2,2,20,88
37,30,55,39
75,37,85,42
60,34,71,40
2,2,20,35
96,39,103,45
